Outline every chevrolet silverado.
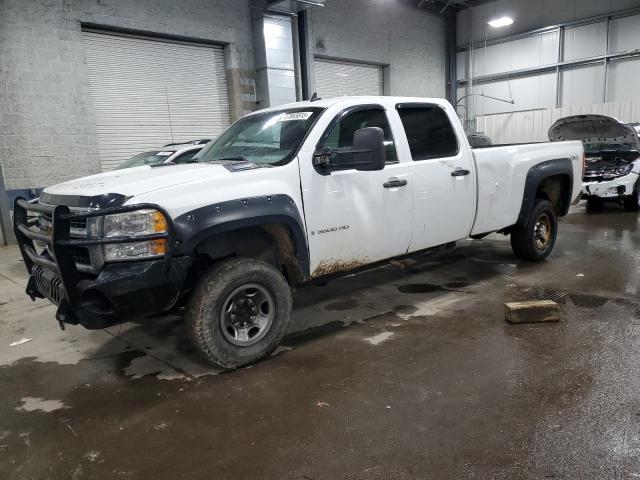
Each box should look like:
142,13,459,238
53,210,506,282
14,96,584,368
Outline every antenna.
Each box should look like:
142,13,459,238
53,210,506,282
310,92,321,102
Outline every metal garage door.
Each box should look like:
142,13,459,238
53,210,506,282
82,31,230,171
313,58,384,98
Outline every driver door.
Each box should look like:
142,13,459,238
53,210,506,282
300,106,414,277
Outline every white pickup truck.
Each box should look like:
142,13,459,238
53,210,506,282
14,96,583,368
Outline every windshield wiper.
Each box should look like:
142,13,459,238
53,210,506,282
216,155,250,162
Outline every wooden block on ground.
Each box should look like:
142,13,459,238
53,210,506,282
504,300,560,324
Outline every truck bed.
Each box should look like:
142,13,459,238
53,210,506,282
470,141,584,236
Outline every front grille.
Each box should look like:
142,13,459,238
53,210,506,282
70,246,92,266
35,205,99,273
70,218,88,236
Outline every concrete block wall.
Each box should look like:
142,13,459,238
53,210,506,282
0,0,257,191
310,0,446,98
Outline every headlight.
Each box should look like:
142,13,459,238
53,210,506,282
614,164,632,177
602,164,632,179
103,209,167,261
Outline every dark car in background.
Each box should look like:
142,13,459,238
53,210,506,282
116,139,210,169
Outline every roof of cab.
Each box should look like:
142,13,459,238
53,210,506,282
252,96,449,114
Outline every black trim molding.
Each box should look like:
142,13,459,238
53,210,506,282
40,192,129,209
516,158,574,226
172,194,310,277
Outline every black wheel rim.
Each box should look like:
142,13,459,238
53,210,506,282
220,283,275,347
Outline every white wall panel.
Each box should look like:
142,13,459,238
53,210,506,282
607,57,640,103
264,15,295,70
456,51,468,80
560,63,605,107
468,30,559,78
609,14,640,54
564,22,607,61
471,73,556,116
477,100,640,145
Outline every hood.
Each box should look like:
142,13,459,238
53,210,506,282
43,163,235,200
548,115,640,150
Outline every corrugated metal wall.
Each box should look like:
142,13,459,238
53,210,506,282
313,58,383,98
477,100,640,144
458,12,640,120
83,31,231,171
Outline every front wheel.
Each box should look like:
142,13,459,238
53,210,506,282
510,199,558,262
186,258,292,369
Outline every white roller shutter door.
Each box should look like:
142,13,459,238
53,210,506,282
313,58,383,98
82,31,231,171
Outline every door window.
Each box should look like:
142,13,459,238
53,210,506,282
321,108,398,166
397,105,459,160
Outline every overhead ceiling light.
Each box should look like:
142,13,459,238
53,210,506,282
488,16,514,28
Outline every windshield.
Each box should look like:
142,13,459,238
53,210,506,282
584,143,635,154
117,150,174,169
196,108,324,166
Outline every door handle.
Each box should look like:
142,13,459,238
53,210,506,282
451,168,471,177
383,178,408,188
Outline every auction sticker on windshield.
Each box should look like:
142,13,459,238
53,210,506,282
281,112,313,121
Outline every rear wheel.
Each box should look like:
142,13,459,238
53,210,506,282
510,199,558,262
623,180,640,212
186,258,292,369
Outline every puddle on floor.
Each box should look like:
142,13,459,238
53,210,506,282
397,281,471,294
516,287,640,316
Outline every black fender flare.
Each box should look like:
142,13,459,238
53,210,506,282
172,194,310,277
515,158,574,227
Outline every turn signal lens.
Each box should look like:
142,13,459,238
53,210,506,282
152,211,168,233
150,239,166,256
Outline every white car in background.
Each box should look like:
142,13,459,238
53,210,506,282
116,139,210,169
549,115,640,211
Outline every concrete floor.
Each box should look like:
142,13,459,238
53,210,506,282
1,202,640,479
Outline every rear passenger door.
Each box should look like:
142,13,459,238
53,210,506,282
395,103,476,250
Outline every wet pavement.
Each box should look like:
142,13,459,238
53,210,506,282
1,202,640,479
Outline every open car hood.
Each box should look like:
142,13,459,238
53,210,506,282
548,115,640,150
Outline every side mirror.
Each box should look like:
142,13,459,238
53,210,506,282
312,126,386,172
352,127,385,171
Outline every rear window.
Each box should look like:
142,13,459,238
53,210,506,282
397,105,458,160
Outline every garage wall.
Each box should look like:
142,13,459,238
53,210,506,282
83,31,231,171
0,0,256,191
457,0,640,45
477,100,640,144
457,3,640,136
309,0,446,98
313,59,384,98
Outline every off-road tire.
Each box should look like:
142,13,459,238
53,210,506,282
623,179,640,212
510,199,558,262
186,258,292,369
